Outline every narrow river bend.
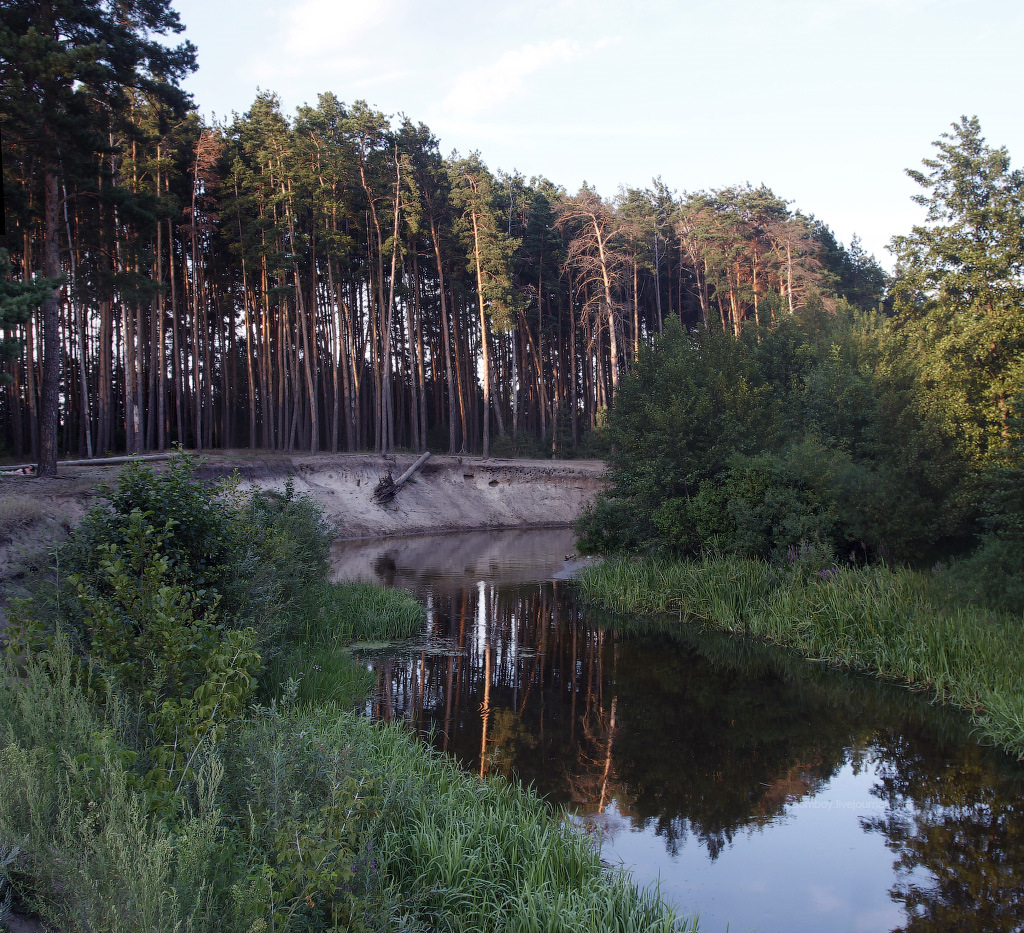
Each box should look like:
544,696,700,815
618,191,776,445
331,528,1024,933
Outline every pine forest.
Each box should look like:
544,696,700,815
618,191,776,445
0,1,886,472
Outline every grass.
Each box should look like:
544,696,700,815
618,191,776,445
0,495,73,597
322,712,695,933
1,634,693,933
578,554,1024,759
0,495,47,538
0,637,218,932
265,580,426,706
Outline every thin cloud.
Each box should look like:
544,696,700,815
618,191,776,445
441,39,593,118
282,0,403,58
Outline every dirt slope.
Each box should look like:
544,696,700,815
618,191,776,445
0,451,605,609
200,452,606,539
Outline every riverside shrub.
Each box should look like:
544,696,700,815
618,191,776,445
53,453,333,658
577,309,977,564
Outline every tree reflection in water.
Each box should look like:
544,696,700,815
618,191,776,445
356,564,1024,932
863,733,1024,931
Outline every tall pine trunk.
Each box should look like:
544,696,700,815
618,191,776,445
37,170,62,476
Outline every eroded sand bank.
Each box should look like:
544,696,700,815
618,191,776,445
0,452,606,614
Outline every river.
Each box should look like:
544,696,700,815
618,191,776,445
331,527,1024,933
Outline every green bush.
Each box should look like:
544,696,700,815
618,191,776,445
50,454,333,660
576,495,656,554
59,453,248,603
243,480,335,627
946,536,1024,614
577,319,778,554
578,310,979,565
68,528,260,798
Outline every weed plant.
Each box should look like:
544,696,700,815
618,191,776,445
579,554,1024,759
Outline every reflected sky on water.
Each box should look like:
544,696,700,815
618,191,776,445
332,529,1024,933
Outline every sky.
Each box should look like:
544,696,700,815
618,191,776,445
170,0,1024,269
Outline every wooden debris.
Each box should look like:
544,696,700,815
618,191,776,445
372,451,431,504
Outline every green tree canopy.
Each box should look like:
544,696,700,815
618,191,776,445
889,116,1024,464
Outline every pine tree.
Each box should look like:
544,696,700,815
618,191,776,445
891,115,1024,316
890,116,1024,461
450,153,521,458
0,249,57,382
0,0,195,473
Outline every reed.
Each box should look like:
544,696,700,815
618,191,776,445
320,712,697,933
579,555,1024,759
286,579,425,646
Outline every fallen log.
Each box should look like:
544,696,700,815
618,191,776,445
0,451,180,476
372,451,431,504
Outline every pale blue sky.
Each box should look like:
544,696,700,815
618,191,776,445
172,0,1023,268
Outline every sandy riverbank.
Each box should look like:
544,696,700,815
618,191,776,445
0,450,605,613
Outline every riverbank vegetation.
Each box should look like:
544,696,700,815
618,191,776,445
580,557,1024,758
577,117,1024,758
0,456,688,932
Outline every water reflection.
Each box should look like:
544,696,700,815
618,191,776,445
332,530,1024,933
864,742,1024,931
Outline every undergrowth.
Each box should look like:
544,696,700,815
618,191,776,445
268,581,426,706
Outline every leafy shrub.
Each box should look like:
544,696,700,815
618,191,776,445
236,480,335,651
576,495,656,554
60,453,247,602
577,319,779,554
946,537,1024,615
247,480,333,593
574,414,614,460
579,311,979,564
945,366,1024,613
51,454,333,659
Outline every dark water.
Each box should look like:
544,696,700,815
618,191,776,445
331,528,1024,933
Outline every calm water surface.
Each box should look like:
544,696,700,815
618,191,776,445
331,528,1024,933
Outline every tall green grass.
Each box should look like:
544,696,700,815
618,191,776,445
1,637,693,933
0,637,224,932
2,457,692,932
266,580,426,705
322,712,696,933
579,555,1024,759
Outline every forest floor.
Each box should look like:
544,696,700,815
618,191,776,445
0,450,606,628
